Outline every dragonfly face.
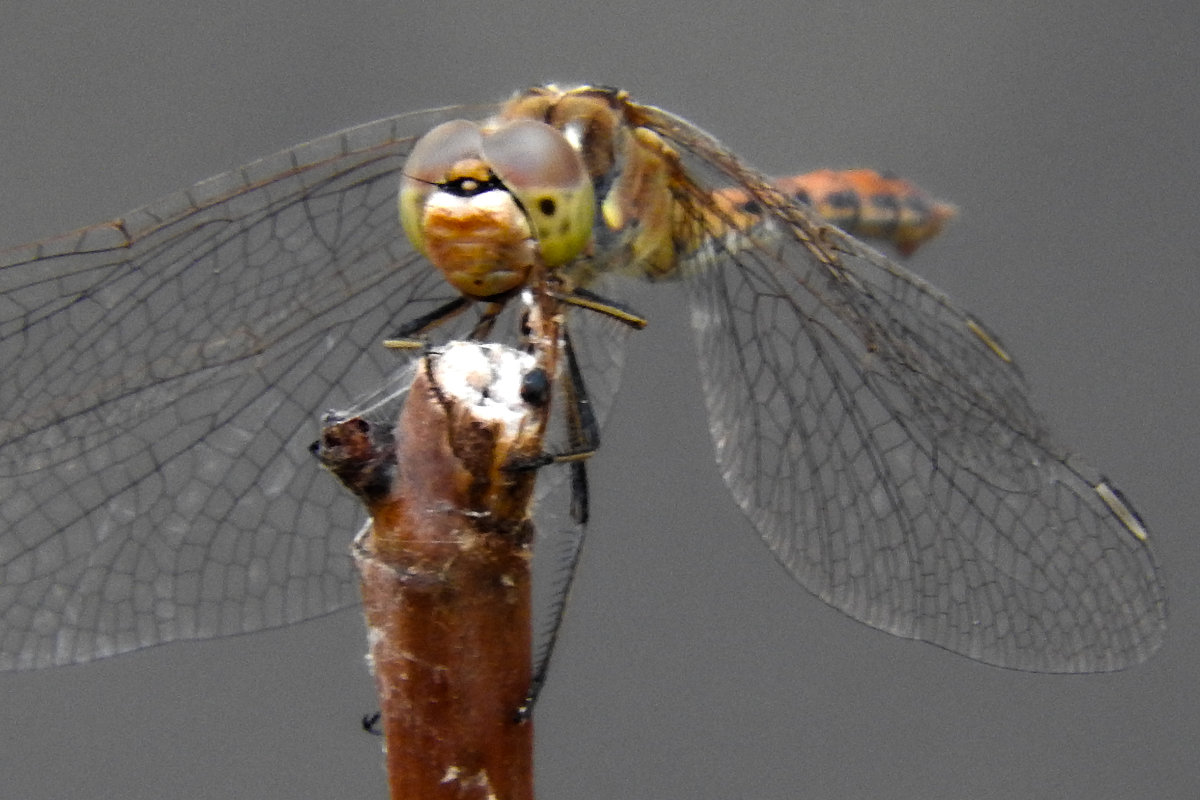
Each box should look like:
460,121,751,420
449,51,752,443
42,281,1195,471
0,84,1164,676
397,84,706,313
399,116,595,298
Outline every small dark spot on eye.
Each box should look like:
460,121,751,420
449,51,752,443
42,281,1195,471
793,189,811,205
538,197,556,216
738,200,762,214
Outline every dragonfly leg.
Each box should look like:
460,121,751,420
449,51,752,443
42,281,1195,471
516,497,588,721
552,285,648,329
505,324,600,477
381,295,471,348
361,711,382,736
514,327,596,719
467,300,510,340
381,297,512,349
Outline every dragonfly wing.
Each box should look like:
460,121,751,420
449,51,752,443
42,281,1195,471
640,104,1166,672
0,104,499,670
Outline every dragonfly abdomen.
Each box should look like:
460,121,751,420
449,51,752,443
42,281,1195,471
774,169,955,256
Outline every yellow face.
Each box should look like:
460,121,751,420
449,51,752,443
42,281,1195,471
399,117,596,299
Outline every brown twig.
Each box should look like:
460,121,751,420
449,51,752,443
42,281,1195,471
317,305,561,800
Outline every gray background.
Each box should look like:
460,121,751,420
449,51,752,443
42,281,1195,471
2,2,1197,798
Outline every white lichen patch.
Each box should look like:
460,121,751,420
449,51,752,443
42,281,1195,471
433,342,538,435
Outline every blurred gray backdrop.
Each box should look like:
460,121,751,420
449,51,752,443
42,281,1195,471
1,2,1196,798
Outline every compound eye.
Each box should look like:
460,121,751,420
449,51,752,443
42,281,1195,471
481,119,595,267
399,120,487,255
406,119,486,181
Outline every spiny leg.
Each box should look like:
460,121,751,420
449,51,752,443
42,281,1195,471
519,326,600,717
382,296,471,348
382,296,510,349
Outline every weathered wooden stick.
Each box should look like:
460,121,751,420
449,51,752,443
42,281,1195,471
317,315,560,800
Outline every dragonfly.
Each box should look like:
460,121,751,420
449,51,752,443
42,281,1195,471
0,84,1165,679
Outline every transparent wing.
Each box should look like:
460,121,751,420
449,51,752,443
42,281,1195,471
639,104,1166,672
0,103,529,670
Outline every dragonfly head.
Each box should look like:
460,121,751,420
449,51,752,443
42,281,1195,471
400,118,595,299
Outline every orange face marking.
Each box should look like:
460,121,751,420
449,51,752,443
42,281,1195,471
419,191,536,299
